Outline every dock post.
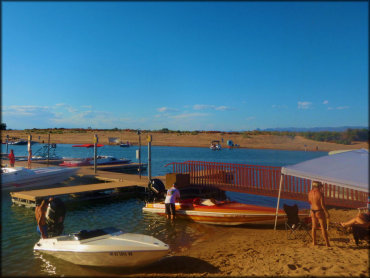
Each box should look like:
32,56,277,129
6,135,9,154
47,131,50,167
28,134,32,169
147,135,152,181
137,130,141,179
94,134,98,174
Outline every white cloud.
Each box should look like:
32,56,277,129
171,112,208,119
157,107,178,113
328,106,349,110
323,100,329,105
246,116,255,121
193,104,233,111
3,105,51,116
297,101,312,109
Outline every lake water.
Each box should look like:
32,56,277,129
1,144,327,276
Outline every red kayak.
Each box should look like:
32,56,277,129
72,144,104,148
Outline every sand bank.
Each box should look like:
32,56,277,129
2,130,368,152
74,208,368,277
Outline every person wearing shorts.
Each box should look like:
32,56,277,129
165,183,180,221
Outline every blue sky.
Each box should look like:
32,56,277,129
2,1,368,131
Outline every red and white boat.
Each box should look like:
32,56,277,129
143,198,295,226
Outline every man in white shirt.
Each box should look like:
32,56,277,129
164,182,181,221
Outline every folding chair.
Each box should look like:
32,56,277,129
283,204,312,241
352,225,370,246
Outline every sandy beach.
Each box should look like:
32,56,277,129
82,208,369,277
2,130,368,152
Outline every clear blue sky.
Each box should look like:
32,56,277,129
2,1,368,131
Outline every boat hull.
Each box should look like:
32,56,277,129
34,229,169,267
143,200,289,226
37,249,169,267
1,167,79,191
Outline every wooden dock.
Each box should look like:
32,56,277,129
8,161,165,208
10,181,147,208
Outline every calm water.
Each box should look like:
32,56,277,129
1,144,327,276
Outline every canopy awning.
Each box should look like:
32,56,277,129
281,149,368,192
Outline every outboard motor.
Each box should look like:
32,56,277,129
46,198,66,237
147,179,166,202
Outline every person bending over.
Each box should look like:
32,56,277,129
308,181,330,247
35,199,48,239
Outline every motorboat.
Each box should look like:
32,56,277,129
120,141,131,147
1,166,79,191
34,227,169,267
60,155,131,167
15,144,63,162
210,140,222,151
6,139,36,145
143,198,298,226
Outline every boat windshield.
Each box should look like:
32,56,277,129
61,227,123,241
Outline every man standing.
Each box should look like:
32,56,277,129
165,182,180,221
8,149,15,167
308,181,330,247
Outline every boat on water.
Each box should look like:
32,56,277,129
72,144,105,148
34,227,169,267
59,155,131,167
226,140,239,149
120,141,131,147
1,166,79,191
6,139,37,145
143,198,293,226
210,140,222,151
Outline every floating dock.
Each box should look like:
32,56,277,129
10,181,148,208
8,160,163,208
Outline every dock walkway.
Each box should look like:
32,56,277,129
8,161,165,208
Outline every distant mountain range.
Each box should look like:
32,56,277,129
261,126,368,132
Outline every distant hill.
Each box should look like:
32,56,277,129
261,126,368,132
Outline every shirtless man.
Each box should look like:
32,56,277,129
308,181,330,247
35,199,48,239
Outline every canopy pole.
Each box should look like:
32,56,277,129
274,173,284,230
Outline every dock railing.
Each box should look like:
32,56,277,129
166,161,367,209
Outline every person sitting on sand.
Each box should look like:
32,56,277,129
341,210,370,229
308,181,330,247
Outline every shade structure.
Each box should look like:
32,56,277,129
281,148,368,192
274,149,369,229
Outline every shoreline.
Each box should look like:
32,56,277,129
1,130,368,152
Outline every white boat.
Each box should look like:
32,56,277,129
210,140,222,151
1,166,79,191
60,155,131,167
34,227,169,267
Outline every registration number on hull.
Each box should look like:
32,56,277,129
109,251,133,256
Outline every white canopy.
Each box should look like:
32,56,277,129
281,148,368,192
274,148,368,229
